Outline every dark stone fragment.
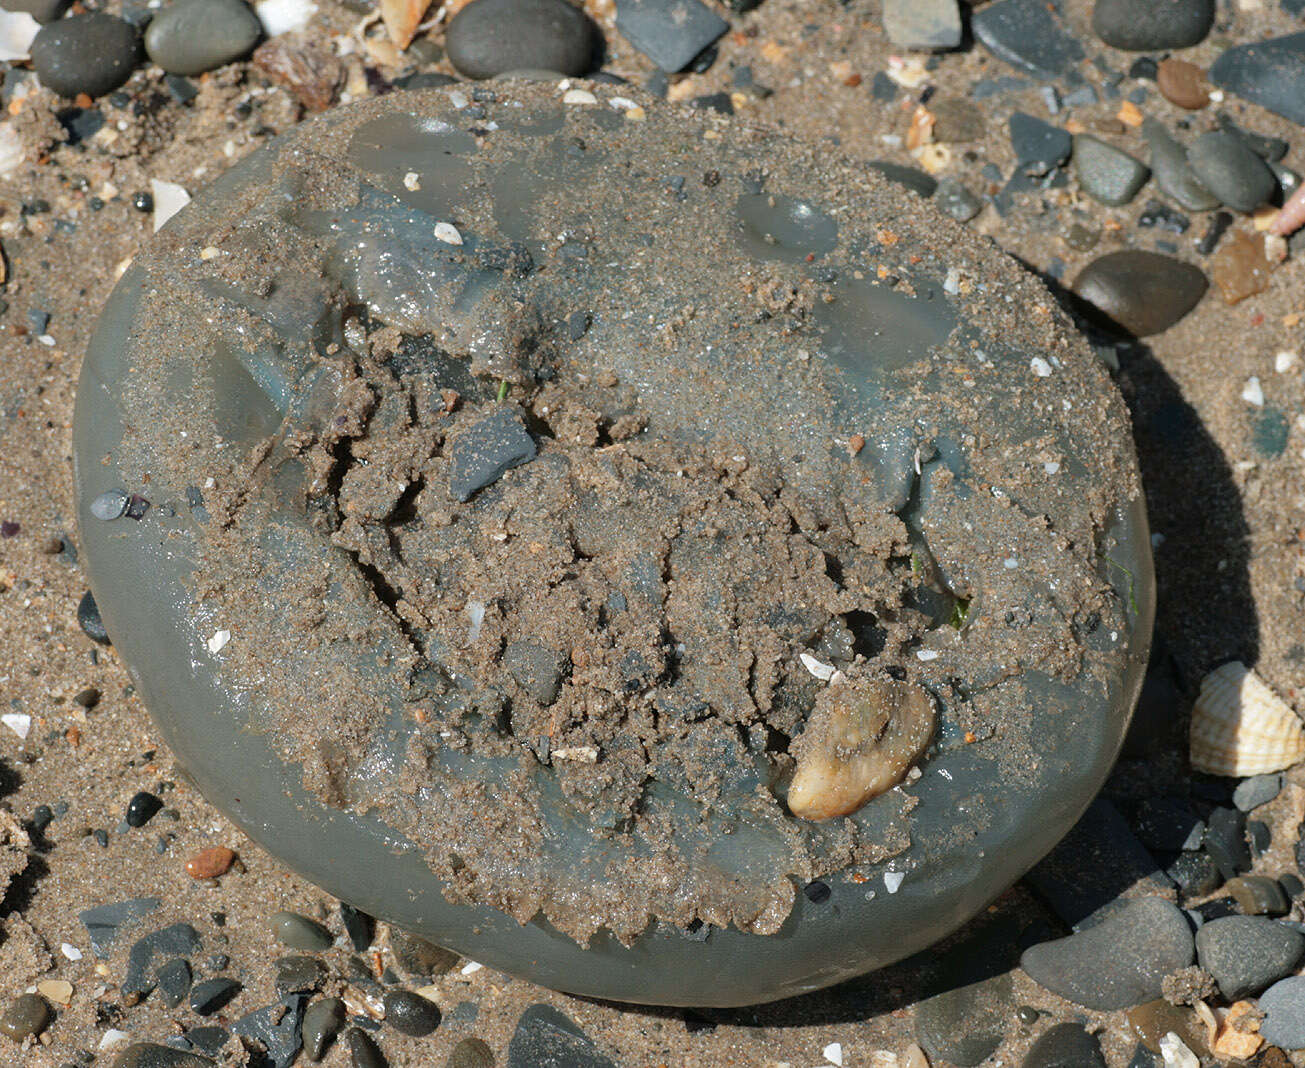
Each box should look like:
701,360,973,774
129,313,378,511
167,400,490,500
58,106,104,145
803,880,831,904
155,958,193,1009
871,71,898,101
1166,851,1223,899
0,993,52,1042
302,997,345,1061
78,896,160,957
1137,199,1190,234
1195,915,1305,1000
275,955,325,995
1091,0,1214,51
110,1045,214,1068
446,0,600,80
867,160,937,197
1210,34,1305,129
1132,798,1202,852
972,0,1085,79
30,13,142,99
390,930,459,978
339,903,374,953
1022,1023,1106,1068
1282,873,1304,898
1195,210,1234,255
189,977,241,1016
506,1004,617,1068
77,590,111,645
269,911,333,952
690,91,733,114
503,639,566,705
1009,112,1071,176
1194,897,1239,923
1072,250,1207,337
448,408,537,502
1227,875,1290,916
1204,806,1250,879
164,74,199,104
1249,820,1272,858
565,311,591,340
232,995,306,1068
2,0,72,23
347,1027,388,1068
125,790,163,828
395,71,459,90
1129,57,1159,80
383,990,441,1037
1020,897,1195,1010
123,924,202,1001
183,1027,228,1057
614,0,728,73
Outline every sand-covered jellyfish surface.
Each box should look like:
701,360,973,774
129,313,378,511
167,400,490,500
72,84,1154,1007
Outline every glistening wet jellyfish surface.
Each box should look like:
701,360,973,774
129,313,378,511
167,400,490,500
73,84,1153,1006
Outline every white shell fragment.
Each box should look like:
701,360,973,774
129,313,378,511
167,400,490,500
2,713,31,740
151,179,191,232
433,222,463,246
206,630,231,655
1190,661,1305,777
787,676,937,821
255,0,318,37
0,10,39,63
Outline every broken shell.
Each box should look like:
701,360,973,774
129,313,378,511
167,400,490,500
787,676,936,821
379,0,433,50
1190,660,1305,777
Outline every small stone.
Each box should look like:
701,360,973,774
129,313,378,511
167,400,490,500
77,590,111,644
251,36,343,111
339,903,374,952
183,1027,227,1057
90,488,130,520
390,929,459,978
615,0,727,73
972,0,1085,80
1142,119,1221,212
1195,915,1305,1000
506,1004,616,1068
1133,798,1203,852
78,896,160,957
302,996,345,1062
503,639,566,705
1259,976,1305,1049
1234,773,1283,811
1156,58,1209,110
30,13,141,98
1127,1000,1210,1059
144,0,262,76
155,958,193,1009
35,979,72,1007
125,790,163,828
1074,135,1150,206
123,924,203,1000
1072,250,1207,337
1009,112,1072,176
190,976,241,1016
1091,0,1214,51
384,989,441,1037
1188,131,1277,213
0,992,52,1042
915,972,1013,1065
1,0,71,23
186,846,236,879
929,97,984,143
1020,897,1195,1010
932,177,983,222
269,955,322,995
269,911,333,952
447,0,599,79
1204,806,1251,879
111,1045,214,1068
1226,875,1290,916
448,1037,495,1068
1209,230,1275,305
448,408,537,502
881,0,962,51
1022,1023,1106,1068
232,995,306,1068
347,1026,388,1068
1210,34,1305,129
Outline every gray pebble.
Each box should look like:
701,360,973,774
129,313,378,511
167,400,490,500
1210,33,1305,129
1,0,71,24
190,977,241,1016
1233,772,1283,811
144,0,262,76
110,1045,214,1068
275,955,325,994
1259,975,1305,1048
448,1037,495,1068
915,971,1013,1066
972,0,1084,79
1226,874,1290,916
1022,1023,1106,1068
1072,250,1207,337
1020,897,1194,1010
303,997,346,1062
232,995,306,1068
269,911,333,952
30,13,141,98
1073,135,1150,206
448,408,537,502
881,0,962,51
0,993,52,1042
1195,915,1305,1000
123,923,202,1001
447,0,599,79
503,639,566,705
1009,112,1071,176
78,896,160,956
506,1004,616,1068
614,0,727,73
1166,850,1222,899
932,177,983,222
1204,805,1251,879
1187,130,1277,213
347,1026,388,1068
384,989,441,1037
1091,0,1213,51
155,957,193,1009
1141,119,1221,212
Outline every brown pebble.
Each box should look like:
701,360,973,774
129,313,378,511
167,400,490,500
252,37,344,113
186,846,237,879
1209,230,1275,305
38,534,63,555
1157,58,1210,110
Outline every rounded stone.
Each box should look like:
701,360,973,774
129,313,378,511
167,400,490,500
1022,1023,1106,1068
302,996,346,1061
30,13,141,99
91,488,130,521
269,911,334,952
76,589,111,644
446,0,600,80
74,85,1153,1006
1072,135,1150,207
383,989,441,1036
1259,976,1305,1049
1091,0,1214,52
1072,250,1208,337
347,1027,387,1068
448,1037,495,1068
1195,915,1305,1000
1187,130,1277,214
144,0,262,77
111,1044,215,1068
1156,58,1210,110
0,992,52,1042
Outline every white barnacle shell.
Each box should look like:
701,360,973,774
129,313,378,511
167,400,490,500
1190,661,1305,777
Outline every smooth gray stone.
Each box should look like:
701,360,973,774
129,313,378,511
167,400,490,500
1259,976,1305,1048
111,1045,213,1068
1210,33,1305,128
448,1037,495,1068
384,989,441,1036
347,1028,386,1068
614,0,727,72
1091,0,1214,51
0,0,71,23
30,13,141,98
448,408,537,502
269,911,333,952
1023,1023,1106,1068
1009,112,1072,176
0,993,52,1042
932,177,983,222
1072,250,1206,338
1187,130,1277,213
144,0,261,76
1074,135,1150,207
1195,916,1305,1000
882,0,962,50
302,997,345,1062
972,0,1085,79
507,1005,616,1068
1142,119,1221,212
447,0,599,80
1020,897,1194,1010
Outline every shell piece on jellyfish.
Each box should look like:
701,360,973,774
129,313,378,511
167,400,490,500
1190,660,1305,777
787,675,937,821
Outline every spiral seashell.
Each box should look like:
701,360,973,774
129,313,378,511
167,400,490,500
1189,660,1305,777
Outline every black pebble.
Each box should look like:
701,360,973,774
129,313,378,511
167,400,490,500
189,976,241,1016
1204,806,1251,879
125,790,163,828
155,957,192,1009
803,880,831,904
382,989,441,1037
77,590,111,644
30,13,143,99
340,902,374,952
347,1026,389,1068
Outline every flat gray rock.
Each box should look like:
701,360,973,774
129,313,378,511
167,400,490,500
111,1046,213,1068
1210,33,1305,129
1074,135,1150,206
1196,916,1305,1000
1091,0,1214,51
972,0,1084,79
507,1004,617,1068
915,972,1013,1066
882,0,962,50
1020,897,1194,1010
447,0,600,80
1260,976,1305,1049
615,0,727,73
1010,112,1072,176
144,0,261,77
448,407,537,502
1022,1023,1106,1068
1188,130,1278,212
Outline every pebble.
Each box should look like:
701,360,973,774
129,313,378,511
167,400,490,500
232,994,306,1068
390,929,459,978
503,639,566,705
447,1037,494,1068
1022,1023,1106,1068
1074,135,1150,206
1210,34,1305,129
914,972,1012,1065
929,96,984,142
186,846,237,879
155,957,193,1008
3,0,71,22
506,1004,616,1068
448,408,537,502
1142,119,1221,212
90,488,130,520
184,1027,227,1056
1225,875,1290,916
614,0,728,73
1210,230,1276,303
340,903,374,952
1259,976,1305,1049
1187,131,1277,213
972,0,1084,79
932,177,983,222
447,0,599,79
78,896,160,956
1019,897,1194,1010
1072,250,1207,337
1009,112,1071,176
125,790,163,828
1127,1000,1209,1059
276,955,325,994
30,13,140,98
269,911,333,952
1195,915,1304,999
77,589,112,644
302,996,345,1061
384,989,441,1037
123,924,202,1001
347,1026,388,1068
1203,806,1252,878
1091,0,1214,51
111,1045,214,1068
190,976,241,1016
144,0,262,76
1156,58,1210,110
881,0,962,51
0,992,51,1042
